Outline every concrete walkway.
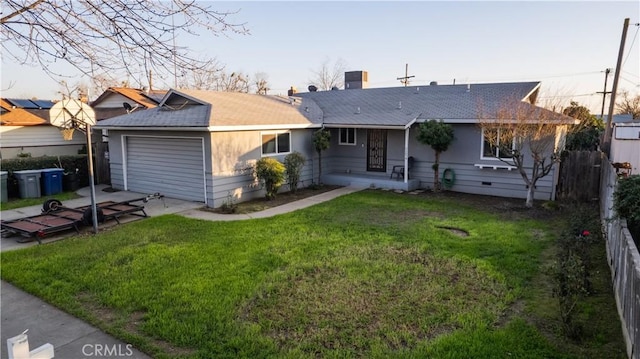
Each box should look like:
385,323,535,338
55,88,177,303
1,184,363,358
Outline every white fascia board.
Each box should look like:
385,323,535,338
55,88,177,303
522,82,542,102
405,117,419,129
419,117,580,125
92,126,208,131
417,118,479,124
322,124,407,130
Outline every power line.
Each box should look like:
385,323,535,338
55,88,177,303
620,75,640,87
539,93,599,98
621,23,640,68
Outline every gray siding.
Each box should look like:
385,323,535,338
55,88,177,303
94,94,136,108
210,129,316,207
326,125,558,201
0,125,85,158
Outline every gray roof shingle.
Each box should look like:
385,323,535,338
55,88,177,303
95,82,576,130
95,90,323,130
296,82,542,127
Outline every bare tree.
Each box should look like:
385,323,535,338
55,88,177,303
87,75,132,99
2,1,248,87
215,71,250,93
479,100,575,208
616,91,640,119
309,58,347,91
177,59,224,91
57,80,88,100
254,72,270,95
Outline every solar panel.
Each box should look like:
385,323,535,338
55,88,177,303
31,100,55,109
6,98,39,109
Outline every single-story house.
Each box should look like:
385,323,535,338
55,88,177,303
94,90,322,206
0,98,86,159
95,73,577,207
296,76,577,201
609,114,639,175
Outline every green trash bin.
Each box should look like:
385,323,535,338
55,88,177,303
0,171,7,203
14,169,42,199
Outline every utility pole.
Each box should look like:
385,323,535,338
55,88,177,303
597,68,611,121
603,18,630,156
397,63,415,87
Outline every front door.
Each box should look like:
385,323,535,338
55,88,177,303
367,129,387,172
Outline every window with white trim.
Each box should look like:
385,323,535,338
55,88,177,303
481,128,515,159
261,131,291,155
339,128,356,145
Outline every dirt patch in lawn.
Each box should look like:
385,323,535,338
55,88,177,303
240,244,507,355
75,293,196,357
414,190,558,221
436,226,469,237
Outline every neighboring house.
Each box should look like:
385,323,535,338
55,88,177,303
94,90,322,206
0,98,85,159
95,74,576,207
91,87,166,120
609,114,640,175
90,87,167,184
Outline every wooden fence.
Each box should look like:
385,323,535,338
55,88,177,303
600,157,640,359
556,150,603,202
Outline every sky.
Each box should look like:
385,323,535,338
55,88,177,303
1,1,639,114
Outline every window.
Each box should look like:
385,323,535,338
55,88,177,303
339,128,356,145
482,128,514,159
261,131,291,155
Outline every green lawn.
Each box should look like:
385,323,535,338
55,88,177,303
0,191,80,211
0,190,625,358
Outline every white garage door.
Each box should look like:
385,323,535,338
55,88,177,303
125,136,206,202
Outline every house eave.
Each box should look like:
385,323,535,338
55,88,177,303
416,118,579,125
418,118,479,124
323,124,408,130
92,126,208,131
93,123,323,132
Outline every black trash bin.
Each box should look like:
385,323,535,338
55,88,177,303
63,173,80,191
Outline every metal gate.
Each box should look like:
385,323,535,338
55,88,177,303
367,129,387,172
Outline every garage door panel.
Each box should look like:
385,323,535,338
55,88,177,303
126,137,205,202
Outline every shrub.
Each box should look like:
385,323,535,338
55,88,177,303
416,120,454,191
1,155,90,198
255,157,285,200
613,175,640,223
284,152,306,193
614,175,640,245
553,204,600,339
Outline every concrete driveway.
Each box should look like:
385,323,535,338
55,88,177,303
1,185,203,252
